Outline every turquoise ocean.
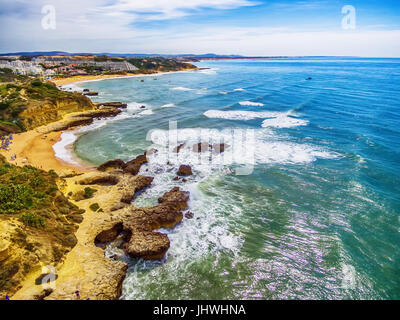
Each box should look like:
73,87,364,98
58,58,400,299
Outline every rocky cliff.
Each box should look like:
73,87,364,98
0,78,94,134
0,155,84,298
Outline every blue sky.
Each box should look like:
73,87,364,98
0,0,399,56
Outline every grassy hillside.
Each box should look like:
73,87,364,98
0,69,93,134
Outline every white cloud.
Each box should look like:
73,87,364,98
101,0,258,20
137,27,400,57
0,0,399,57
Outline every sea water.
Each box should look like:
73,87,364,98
63,58,400,299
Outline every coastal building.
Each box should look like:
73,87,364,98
0,59,44,75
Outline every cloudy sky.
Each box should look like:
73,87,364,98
0,0,399,56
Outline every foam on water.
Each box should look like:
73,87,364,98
160,103,175,108
54,101,156,165
262,115,309,128
239,101,264,107
148,127,337,168
204,110,309,129
204,110,284,120
171,86,193,91
120,161,244,300
60,83,83,92
119,125,337,299
199,68,219,75
53,132,79,164
234,88,245,91
140,109,154,115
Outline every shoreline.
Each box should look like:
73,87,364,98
0,128,89,174
6,69,195,300
52,68,199,86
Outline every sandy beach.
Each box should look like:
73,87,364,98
51,68,199,86
51,73,139,86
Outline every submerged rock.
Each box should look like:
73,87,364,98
185,212,194,219
212,143,229,153
192,142,211,153
173,143,185,153
177,165,193,176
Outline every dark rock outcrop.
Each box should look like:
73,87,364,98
173,143,185,153
177,165,193,176
79,175,120,186
97,152,149,175
120,175,154,204
95,223,123,244
192,142,211,153
123,154,148,176
122,187,189,260
212,143,228,153
84,91,98,96
123,231,170,260
185,212,194,219
96,102,128,109
96,187,189,261
97,159,125,172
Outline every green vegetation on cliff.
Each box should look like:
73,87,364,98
0,74,93,134
0,155,84,297
127,57,196,73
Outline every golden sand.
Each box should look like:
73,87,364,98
0,129,89,174
51,73,139,86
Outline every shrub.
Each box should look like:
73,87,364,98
0,183,34,213
30,175,44,187
89,203,100,212
20,212,46,228
30,80,43,87
83,187,97,199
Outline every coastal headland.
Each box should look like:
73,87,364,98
0,66,197,300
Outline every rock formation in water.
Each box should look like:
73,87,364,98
177,165,193,176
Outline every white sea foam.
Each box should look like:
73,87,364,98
239,101,264,107
199,68,219,75
234,88,245,91
204,110,283,121
171,86,193,91
119,126,338,299
261,115,309,128
204,110,309,129
196,88,208,94
127,102,146,111
53,132,79,164
60,83,82,92
160,103,175,108
219,91,228,95
148,127,337,167
140,109,154,115
53,102,157,165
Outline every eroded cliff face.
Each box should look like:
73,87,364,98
20,95,94,130
0,79,95,134
0,157,84,298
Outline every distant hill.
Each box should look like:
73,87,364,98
0,51,246,59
